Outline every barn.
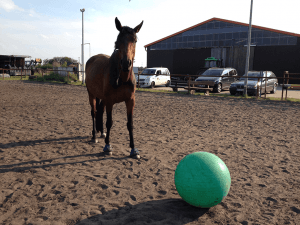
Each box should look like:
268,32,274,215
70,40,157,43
144,18,300,84
0,54,31,75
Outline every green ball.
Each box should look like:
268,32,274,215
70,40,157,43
174,152,231,208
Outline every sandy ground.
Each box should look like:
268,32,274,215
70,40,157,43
0,80,300,225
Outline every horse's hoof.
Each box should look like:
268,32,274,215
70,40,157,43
89,138,98,143
103,144,112,155
130,148,140,159
100,133,106,138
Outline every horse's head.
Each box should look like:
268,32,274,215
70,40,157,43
114,17,143,74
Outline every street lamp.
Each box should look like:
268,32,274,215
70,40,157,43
244,0,254,96
82,43,91,58
80,8,85,84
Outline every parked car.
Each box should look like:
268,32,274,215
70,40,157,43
229,71,278,96
136,67,170,88
194,67,238,93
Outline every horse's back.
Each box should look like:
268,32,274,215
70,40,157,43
86,54,110,99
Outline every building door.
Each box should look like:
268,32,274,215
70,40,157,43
225,46,255,76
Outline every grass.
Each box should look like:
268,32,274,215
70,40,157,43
1,75,299,102
0,72,86,86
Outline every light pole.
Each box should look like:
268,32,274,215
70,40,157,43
80,8,85,84
244,0,253,96
82,43,91,58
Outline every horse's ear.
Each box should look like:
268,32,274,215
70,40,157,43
134,21,143,33
115,17,122,31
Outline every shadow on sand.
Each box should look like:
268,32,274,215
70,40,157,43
75,198,209,225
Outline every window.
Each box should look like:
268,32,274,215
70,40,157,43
263,38,271,45
188,36,193,42
219,33,226,40
167,43,171,49
206,40,212,47
270,38,279,45
233,32,239,40
219,22,226,29
207,34,213,40
213,34,219,41
279,37,287,45
225,33,232,40
207,22,214,29
200,35,206,41
199,41,205,47
194,35,200,41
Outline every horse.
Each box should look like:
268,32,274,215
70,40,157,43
85,17,143,159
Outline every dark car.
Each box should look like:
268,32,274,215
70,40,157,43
229,71,278,96
194,68,238,93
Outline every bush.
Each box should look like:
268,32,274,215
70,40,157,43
36,72,72,84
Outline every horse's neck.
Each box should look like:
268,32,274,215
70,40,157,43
120,66,134,82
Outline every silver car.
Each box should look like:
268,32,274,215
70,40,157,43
229,71,278,96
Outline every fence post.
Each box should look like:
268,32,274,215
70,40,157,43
281,72,285,101
285,71,289,100
257,77,260,99
2,68,4,80
264,71,267,99
68,71,69,83
138,74,140,89
188,76,191,94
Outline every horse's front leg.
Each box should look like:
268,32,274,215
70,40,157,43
126,98,140,159
103,103,113,155
96,98,106,138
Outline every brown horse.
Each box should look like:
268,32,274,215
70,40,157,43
86,17,143,159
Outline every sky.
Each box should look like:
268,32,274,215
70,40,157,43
0,0,300,67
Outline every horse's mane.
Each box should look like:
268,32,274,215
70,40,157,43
109,50,120,89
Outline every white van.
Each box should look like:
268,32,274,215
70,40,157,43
137,67,170,88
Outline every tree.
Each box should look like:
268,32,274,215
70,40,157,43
42,57,77,66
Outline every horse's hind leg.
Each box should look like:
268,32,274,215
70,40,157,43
96,98,106,138
88,93,98,143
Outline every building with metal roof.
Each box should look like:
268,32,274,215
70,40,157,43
144,18,300,83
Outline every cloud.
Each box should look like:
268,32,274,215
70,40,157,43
0,0,24,12
40,34,49,39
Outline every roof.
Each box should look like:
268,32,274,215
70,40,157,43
144,17,300,48
0,55,31,58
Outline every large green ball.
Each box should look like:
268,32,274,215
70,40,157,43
174,152,231,208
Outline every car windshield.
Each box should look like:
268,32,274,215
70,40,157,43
240,72,264,80
141,69,156,75
200,69,223,77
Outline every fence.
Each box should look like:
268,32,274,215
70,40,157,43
2,68,299,101
136,71,300,101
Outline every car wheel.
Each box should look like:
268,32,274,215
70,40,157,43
270,84,277,94
150,81,155,89
214,83,222,93
165,80,170,87
172,87,178,92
